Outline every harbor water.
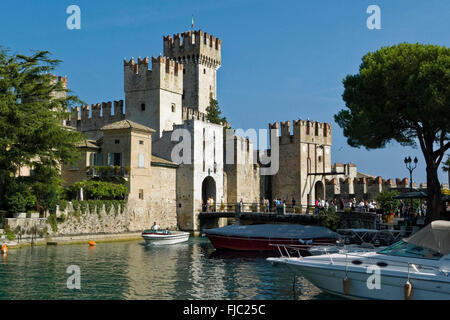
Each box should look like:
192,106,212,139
0,237,338,300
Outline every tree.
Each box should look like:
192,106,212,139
206,98,230,149
376,190,400,214
0,47,84,210
206,98,227,125
334,43,450,223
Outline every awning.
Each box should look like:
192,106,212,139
404,220,450,255
393,191,427,199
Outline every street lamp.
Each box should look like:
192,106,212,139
404,156,418,191
404,156,418,216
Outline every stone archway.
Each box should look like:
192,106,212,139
315,181,325,202
202,176,216,211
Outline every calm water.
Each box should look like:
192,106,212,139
0,237,338,300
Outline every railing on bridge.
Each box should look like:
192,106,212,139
199,202,318,215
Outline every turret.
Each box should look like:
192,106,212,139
163,30,221,113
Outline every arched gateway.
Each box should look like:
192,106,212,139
202,176,216,211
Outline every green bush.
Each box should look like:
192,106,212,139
4,225,15,241
47,214,58,232
376,190,400,213
318,206,340,231
70,180,128,200
5,181,36,213
58,200,69,212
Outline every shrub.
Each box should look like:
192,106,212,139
376,190,400,214
47,214,58,232
70,180,128,200
5,181,36,213
58,200,69,212
4,225,15,241
318,206,340,231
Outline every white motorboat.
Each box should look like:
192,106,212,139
308,243,386,256
268,220,450,300
141,229,190,245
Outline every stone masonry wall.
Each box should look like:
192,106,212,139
48,200,177,236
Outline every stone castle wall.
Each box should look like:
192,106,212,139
225,136,260,204
49,200,178,236
67,101,126,140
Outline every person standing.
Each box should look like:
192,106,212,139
151,221,160,231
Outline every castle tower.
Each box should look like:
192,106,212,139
268,119,332,207
124,56,183,140
163,30,221,113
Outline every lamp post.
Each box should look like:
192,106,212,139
404,156,418,216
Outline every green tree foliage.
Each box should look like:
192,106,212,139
206,99,227,125
318,206,340,231
70,180,128,200
334,43,450,222
0,47,84,211
4,179,36,213
206,99,231,150
376,190,400,214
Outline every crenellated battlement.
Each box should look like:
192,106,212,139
268,119,332,145
70,100,125,135
324,173,426,202
182,106,207,122
124,56,183,94
163,30,221,68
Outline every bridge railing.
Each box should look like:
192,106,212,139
199,203,318,215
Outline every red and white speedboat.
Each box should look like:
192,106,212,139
204,224,340,251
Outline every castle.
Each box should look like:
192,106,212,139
58,29,424,232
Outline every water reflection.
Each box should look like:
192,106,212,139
0,238,337,300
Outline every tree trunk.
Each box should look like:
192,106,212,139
425,161,442,224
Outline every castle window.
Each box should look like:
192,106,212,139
318,156,322,162
203,68,206,74
115,139,120,144
108,152,122,167
172,104,176,112
138,153,145,168
141,103,145,111
139,140,144,145
139,189,144,200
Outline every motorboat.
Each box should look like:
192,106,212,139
267,220,450,300
141,229,190,245
204,224,341,252
308,243,386,256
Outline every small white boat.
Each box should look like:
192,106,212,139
268,220,450,300
141,229,190,245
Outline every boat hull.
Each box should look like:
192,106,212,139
207,234,335,251
271,257,450,300
142,231,190,245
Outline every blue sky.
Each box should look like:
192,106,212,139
1,0,449,184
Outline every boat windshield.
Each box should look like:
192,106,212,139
378,241,443,260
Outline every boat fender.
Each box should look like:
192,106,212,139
404,280,412,300
343,276,350,295
1,244,7,254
